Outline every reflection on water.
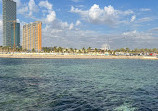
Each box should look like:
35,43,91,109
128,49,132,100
0,59,158,111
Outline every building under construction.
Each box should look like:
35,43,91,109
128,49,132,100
22,21,42,52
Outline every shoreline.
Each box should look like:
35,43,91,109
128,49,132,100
0,54,158,60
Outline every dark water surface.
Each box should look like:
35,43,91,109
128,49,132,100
0,58,158,111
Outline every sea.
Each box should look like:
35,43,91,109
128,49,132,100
0,58,158,111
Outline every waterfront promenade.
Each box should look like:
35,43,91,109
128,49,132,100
0,53,158,60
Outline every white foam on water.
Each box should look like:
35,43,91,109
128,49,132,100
114,103,137,111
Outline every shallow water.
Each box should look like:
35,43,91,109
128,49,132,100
0,58,158,111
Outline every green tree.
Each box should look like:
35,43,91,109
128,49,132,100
120,48,125,52
87,47,91,53
125,48,130,52
70,48,74,53
152,48,157,53
53,46,57,52
134,48,140,53
74,48,77,53
140,48,145,53
32,48,35,52
94,48,98,53
144,48,149,52
82,47,86,53
78,50,82,53
58,47,63,53
65,49,69,53
115,49,120,52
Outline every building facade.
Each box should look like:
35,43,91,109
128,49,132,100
11,23,20,48
22,21,42,52
3,0,16,46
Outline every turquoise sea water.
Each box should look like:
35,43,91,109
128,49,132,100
0,58,158,111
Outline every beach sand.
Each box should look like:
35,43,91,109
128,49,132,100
0,53,158,60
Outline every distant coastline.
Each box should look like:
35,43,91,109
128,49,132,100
0,53,158,60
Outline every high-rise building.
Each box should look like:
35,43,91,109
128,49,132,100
11,23,20,48
22,21,42,52
3,0,16,46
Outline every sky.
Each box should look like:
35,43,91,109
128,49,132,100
0,0,158,49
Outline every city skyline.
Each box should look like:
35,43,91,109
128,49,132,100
0,0,158,49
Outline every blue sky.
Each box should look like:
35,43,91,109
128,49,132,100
0,0,158,49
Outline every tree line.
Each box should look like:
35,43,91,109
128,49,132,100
43,47,158,54
0,46,158,54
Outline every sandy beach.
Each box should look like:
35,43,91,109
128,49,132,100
0,53,158,60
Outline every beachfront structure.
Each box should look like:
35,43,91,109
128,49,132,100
22,21,42,52
11,23,20,48
3,0,16,46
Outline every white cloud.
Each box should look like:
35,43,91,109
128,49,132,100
69,23,74,30
70,6,88,16
71,0,80,2
38,1,56,23
0,19,2,28
28,0,39,16
71,4,134,26
121,10,134,15
140,8,151,12
13,0,21,7
106,30,158,49
76,20,81,26
137,17,153,23
122,30,153,40
46,11,56,23
150,27,158,32
16,19,20,23
16,0,38,17
39,0,53,11
18,6,28,14
60,22,69,28
130,15,136,22
123,30,136,35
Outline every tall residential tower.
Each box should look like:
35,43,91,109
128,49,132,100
22,21,42,52
3,0,16,46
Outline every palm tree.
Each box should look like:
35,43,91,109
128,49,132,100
94,48,98,53
139,48,145,53
74,48,77,53
53,46,57,52
144,48,149,53
125,48,130,52
32,48,35,52
70,48,74,53
120,48,125,52
0,46,2,52
58,47,63,53
65,49,69,53
152,48,157,53
87,47,91,53
78,50,82,53
21,48,26,52
115,49,120,52
82,47,86,53
134,48,139,53
101,49,105,54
